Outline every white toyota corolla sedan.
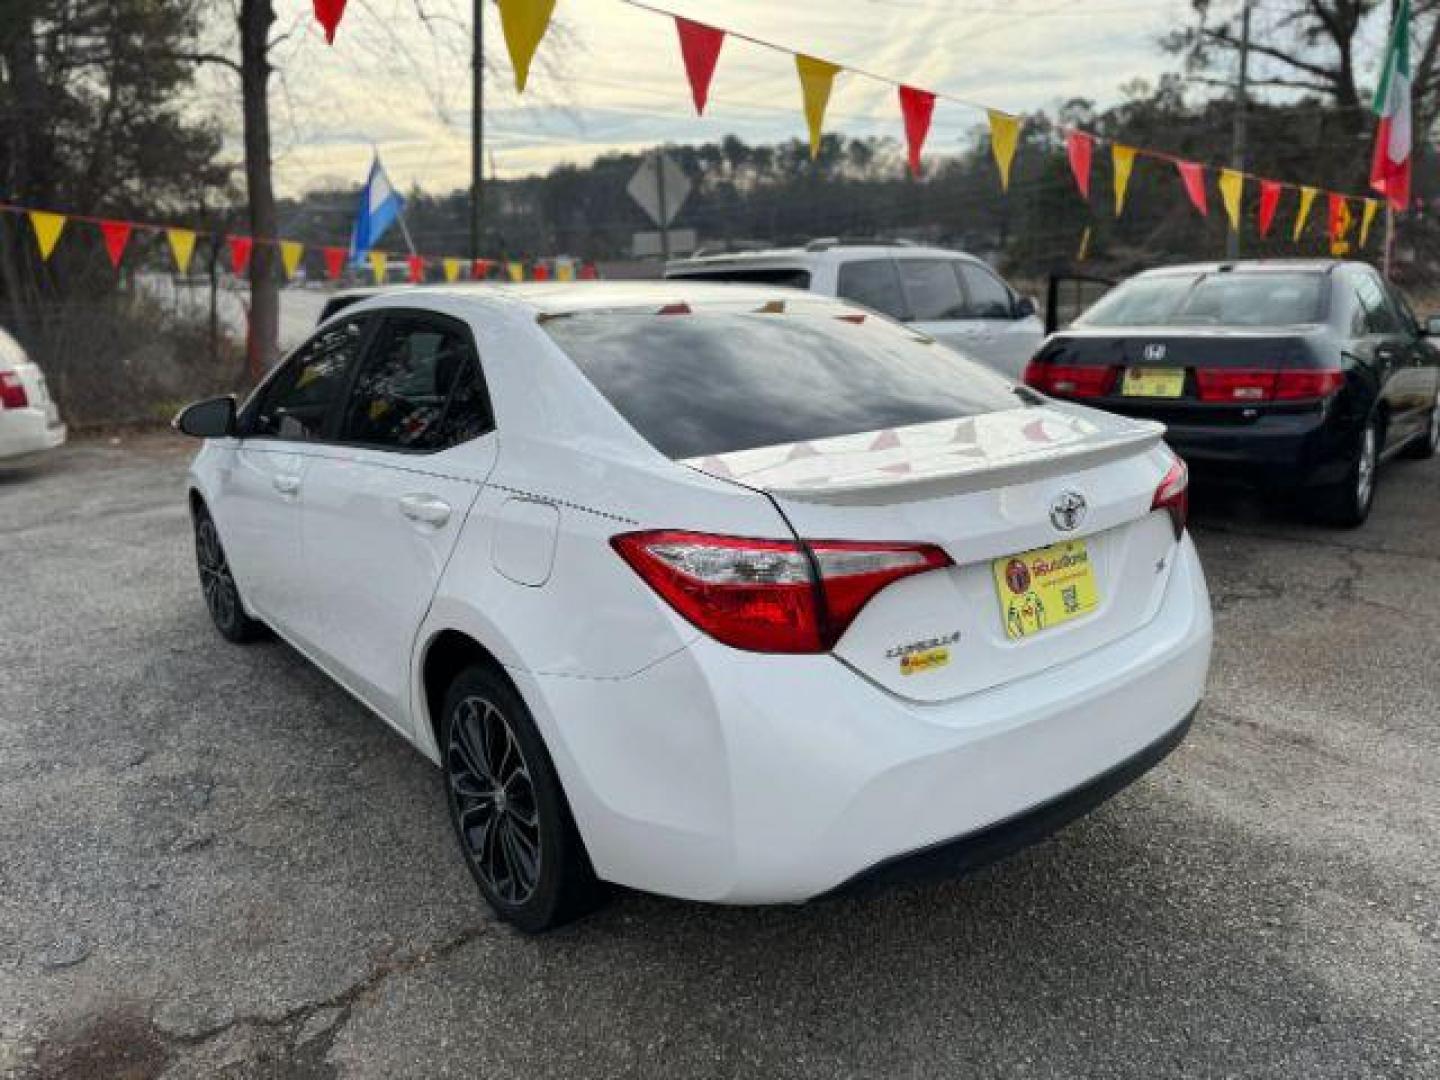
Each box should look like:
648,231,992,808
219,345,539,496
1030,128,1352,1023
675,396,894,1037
176,282,1212,931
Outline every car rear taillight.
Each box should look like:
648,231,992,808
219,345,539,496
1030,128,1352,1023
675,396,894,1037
1194,367,1344,403
1152,458,1189,540
611,530,952,654
0,371,27,410
1023,361,1116,399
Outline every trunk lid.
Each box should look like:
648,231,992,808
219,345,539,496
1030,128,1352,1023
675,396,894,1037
685,404,1179,704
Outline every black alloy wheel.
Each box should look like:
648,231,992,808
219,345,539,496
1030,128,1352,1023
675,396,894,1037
193,506,265,643
441,665,606,931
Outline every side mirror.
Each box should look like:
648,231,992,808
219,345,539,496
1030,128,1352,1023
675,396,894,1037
174,396,236,438
1425,315,1440,337
1015,295,1039,320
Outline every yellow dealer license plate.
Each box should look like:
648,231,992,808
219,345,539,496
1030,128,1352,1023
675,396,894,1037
1122,367,1185,398
993,539,1100,641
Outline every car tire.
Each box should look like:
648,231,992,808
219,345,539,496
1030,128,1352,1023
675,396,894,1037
441,666,607,932
193,504,267,643
1401,392,1439,460
1310,414,1381,528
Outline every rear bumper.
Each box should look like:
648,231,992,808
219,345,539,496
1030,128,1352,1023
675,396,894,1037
518,533,1212,905
824,705,1195,897
0,410,66,461
1107,404,1354,488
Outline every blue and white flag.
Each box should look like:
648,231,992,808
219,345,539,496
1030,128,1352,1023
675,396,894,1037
348,155,404,262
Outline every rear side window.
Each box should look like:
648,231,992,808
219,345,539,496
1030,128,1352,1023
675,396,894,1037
957,264,1015,319
896,260,967,321
544,310,1024,460
340,315,491,451
836,260,908,320
252,316,367,440
668,268,811,289
1353,272,1401,335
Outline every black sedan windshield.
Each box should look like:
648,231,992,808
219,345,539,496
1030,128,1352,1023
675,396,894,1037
1080,272,1325,329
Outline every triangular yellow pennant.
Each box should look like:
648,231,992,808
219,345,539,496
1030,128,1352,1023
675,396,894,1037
1112,145,1136,217
1293,186,1318,242
1359,199,1381,248
556,261,575,282
443,257,462,283
988,111,1020,192
795,55,841,160
280,240,305,280
1218,169,1244,233
29,211,66,261
1077,226,1091,262
369,250,388,284
166,228,196,274
496,0,556,93
507,261,526,283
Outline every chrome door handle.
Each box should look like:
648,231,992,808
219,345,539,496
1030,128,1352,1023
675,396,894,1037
399,493,452,527
272,473,301,495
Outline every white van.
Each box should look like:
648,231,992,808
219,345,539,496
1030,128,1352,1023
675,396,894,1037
666,240,1044,379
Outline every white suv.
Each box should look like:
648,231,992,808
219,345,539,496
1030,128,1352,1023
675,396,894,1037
666,241,1044,379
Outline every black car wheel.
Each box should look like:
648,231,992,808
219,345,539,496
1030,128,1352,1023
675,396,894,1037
441,665,606,932
1402,392,1439,460
1311,414,1380,528
193,504,266,643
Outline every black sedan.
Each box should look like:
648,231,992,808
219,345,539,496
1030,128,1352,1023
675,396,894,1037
1024,260,1440,525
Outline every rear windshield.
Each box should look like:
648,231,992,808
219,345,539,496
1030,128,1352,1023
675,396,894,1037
667,268,812,290
544,311,1024,459
1078,272,1325,328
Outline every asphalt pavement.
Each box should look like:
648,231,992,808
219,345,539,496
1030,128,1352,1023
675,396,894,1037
1,432,1437,1079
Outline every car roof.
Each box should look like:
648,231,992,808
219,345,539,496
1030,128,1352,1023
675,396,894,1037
337,281,853,318
667,243,983,271
1137,259,1347,278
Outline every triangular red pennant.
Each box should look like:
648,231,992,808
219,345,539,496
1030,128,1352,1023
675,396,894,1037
579,262,598,280
99,220,131,270
472,258,493,279
675,17,725,116
228,235,253,276
1176,160,1208,216
897,86,936,177
1066,131,1093,200
1257,180,1283,238
322,246,346,280
533,263,551,282
313,0,347,44
407,254,424,283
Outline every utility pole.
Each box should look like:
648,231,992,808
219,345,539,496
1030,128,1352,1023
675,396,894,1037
1227,0,1252,260
469,0,484,260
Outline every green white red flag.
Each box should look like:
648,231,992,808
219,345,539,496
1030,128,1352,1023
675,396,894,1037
1370,0,1412,211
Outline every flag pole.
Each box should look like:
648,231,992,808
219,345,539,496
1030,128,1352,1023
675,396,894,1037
1383,205,1396,280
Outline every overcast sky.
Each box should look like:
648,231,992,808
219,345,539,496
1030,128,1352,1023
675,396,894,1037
253,0,1200,196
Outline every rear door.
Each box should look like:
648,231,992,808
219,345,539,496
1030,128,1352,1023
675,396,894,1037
297,310,496,731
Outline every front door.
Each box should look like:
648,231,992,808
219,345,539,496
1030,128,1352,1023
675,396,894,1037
220,314,371,633
297,311,497,733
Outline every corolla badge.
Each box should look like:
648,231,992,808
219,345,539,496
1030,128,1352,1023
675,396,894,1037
1050,490,1088,532
1143,343,1167,362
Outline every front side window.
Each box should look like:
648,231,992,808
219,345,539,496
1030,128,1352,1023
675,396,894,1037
339,315,491,451
957,264,1015,319
836,260,908,320
251,316,368,440
897,260,967,321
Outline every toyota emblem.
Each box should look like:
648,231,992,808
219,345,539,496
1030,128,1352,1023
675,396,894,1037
1050,490,1088,532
